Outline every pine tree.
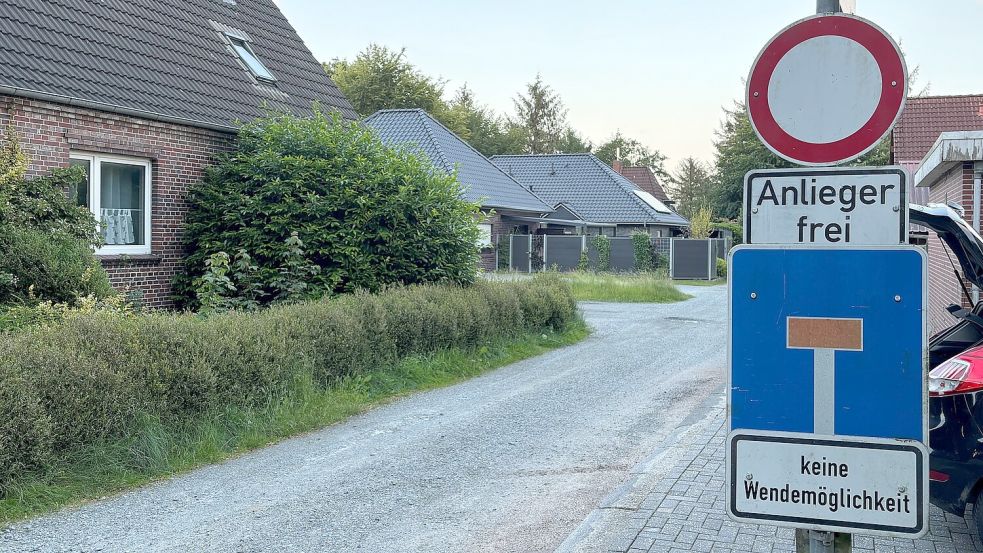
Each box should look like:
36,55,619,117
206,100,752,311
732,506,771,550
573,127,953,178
669,157,713,219
512,75,568,154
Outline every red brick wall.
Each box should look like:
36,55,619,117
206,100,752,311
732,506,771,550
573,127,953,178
0,95,234,309
479,211,503,271
926,162,976,335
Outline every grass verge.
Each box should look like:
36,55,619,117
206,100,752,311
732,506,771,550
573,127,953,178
0,319,589,525
563,272,691,303
672,279,726,287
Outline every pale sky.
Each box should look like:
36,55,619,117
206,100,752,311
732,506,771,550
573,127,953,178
277,0,983,171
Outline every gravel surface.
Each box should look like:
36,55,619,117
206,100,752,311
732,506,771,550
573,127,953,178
0,285,726,553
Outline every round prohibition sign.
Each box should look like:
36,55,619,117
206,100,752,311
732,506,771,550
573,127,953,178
746,14,907,166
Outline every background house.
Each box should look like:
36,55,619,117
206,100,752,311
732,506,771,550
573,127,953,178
614,163,676,210
893,94,983,333
0,0,355,308
491,153,690,237
363,109,554,269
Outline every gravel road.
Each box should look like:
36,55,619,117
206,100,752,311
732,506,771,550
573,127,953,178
0,285,727,553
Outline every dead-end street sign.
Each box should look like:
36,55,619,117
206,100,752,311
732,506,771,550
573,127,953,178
743,166,908,245
746,14,907,166
726,245,928,537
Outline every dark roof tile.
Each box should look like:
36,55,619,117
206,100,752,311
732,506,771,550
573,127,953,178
893,95,983,164
364,109,553,214
618,166,672,203
0,0,357,129
490,154,689,227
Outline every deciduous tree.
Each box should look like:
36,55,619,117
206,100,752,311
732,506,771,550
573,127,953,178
593,132,669,182
444,85,525,157
688,205,714,239
324,44,446,117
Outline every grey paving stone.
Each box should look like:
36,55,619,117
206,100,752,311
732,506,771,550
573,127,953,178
599,397,983,553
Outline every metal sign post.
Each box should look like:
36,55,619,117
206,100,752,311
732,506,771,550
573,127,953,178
728,3,927,553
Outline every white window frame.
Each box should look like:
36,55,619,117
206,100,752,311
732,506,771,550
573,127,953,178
70,152,153,256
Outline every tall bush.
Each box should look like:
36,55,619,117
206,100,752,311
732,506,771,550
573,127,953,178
0,127,110,307
689,205,714,239
631,233,653,272
592,235,611,272
0,226,113,305
176,110,481,307
716,258,728,279
0,275,577,490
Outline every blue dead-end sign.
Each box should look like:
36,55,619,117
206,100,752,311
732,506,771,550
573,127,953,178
726,245,928,536
730,245,925,438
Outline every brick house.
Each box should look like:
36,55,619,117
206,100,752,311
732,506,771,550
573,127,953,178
613,163,675,208
0,0,356,308
363,109,555,270
892,94,983,334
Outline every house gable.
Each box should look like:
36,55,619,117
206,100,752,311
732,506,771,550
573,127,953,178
618,166,672,203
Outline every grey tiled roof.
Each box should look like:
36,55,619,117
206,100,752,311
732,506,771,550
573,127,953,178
363,109,552,214
491,154,690,227
0,0,357,130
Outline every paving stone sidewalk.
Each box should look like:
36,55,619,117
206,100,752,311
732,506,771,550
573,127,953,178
559,394,983,553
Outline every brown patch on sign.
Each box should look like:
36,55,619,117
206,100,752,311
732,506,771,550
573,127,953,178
787,317,863,351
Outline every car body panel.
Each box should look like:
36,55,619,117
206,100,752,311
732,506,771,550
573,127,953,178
913,204,983,516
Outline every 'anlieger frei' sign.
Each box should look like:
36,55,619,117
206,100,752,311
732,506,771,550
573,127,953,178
743,167,907,245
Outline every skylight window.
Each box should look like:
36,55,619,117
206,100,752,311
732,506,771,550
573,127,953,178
227,35,276,82
633,189,671,214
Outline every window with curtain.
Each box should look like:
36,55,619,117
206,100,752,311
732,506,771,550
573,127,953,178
69,153,152,255
100,162,146,247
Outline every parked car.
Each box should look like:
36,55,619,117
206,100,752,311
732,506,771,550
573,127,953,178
911,203,983,535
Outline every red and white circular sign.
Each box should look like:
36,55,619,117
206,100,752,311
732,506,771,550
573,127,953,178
746,14,907,166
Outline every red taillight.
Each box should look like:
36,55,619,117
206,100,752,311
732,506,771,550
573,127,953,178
930,470,950,483
929,355,983,396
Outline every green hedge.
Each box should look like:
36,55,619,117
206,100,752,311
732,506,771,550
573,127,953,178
0,275,577,490
175,111,481,307
0,225,113,306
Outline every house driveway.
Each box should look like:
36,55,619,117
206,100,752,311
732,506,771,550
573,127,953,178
0,286,727,552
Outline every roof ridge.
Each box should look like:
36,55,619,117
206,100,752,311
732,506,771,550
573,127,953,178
907,94,983,101
413,110,552,210
586,155,664,218
370,108,428,114
490,153,593,159
415,111,455,174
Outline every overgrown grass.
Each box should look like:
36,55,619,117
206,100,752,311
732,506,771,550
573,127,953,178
672,279,726,287
562,271,691,303
0,319,589,525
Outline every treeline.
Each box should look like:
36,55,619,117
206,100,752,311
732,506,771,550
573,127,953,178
324,45,893,223
324,44,670,182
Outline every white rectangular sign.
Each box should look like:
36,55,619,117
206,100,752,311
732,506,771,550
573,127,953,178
727,431,928,537
743,167,907,245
